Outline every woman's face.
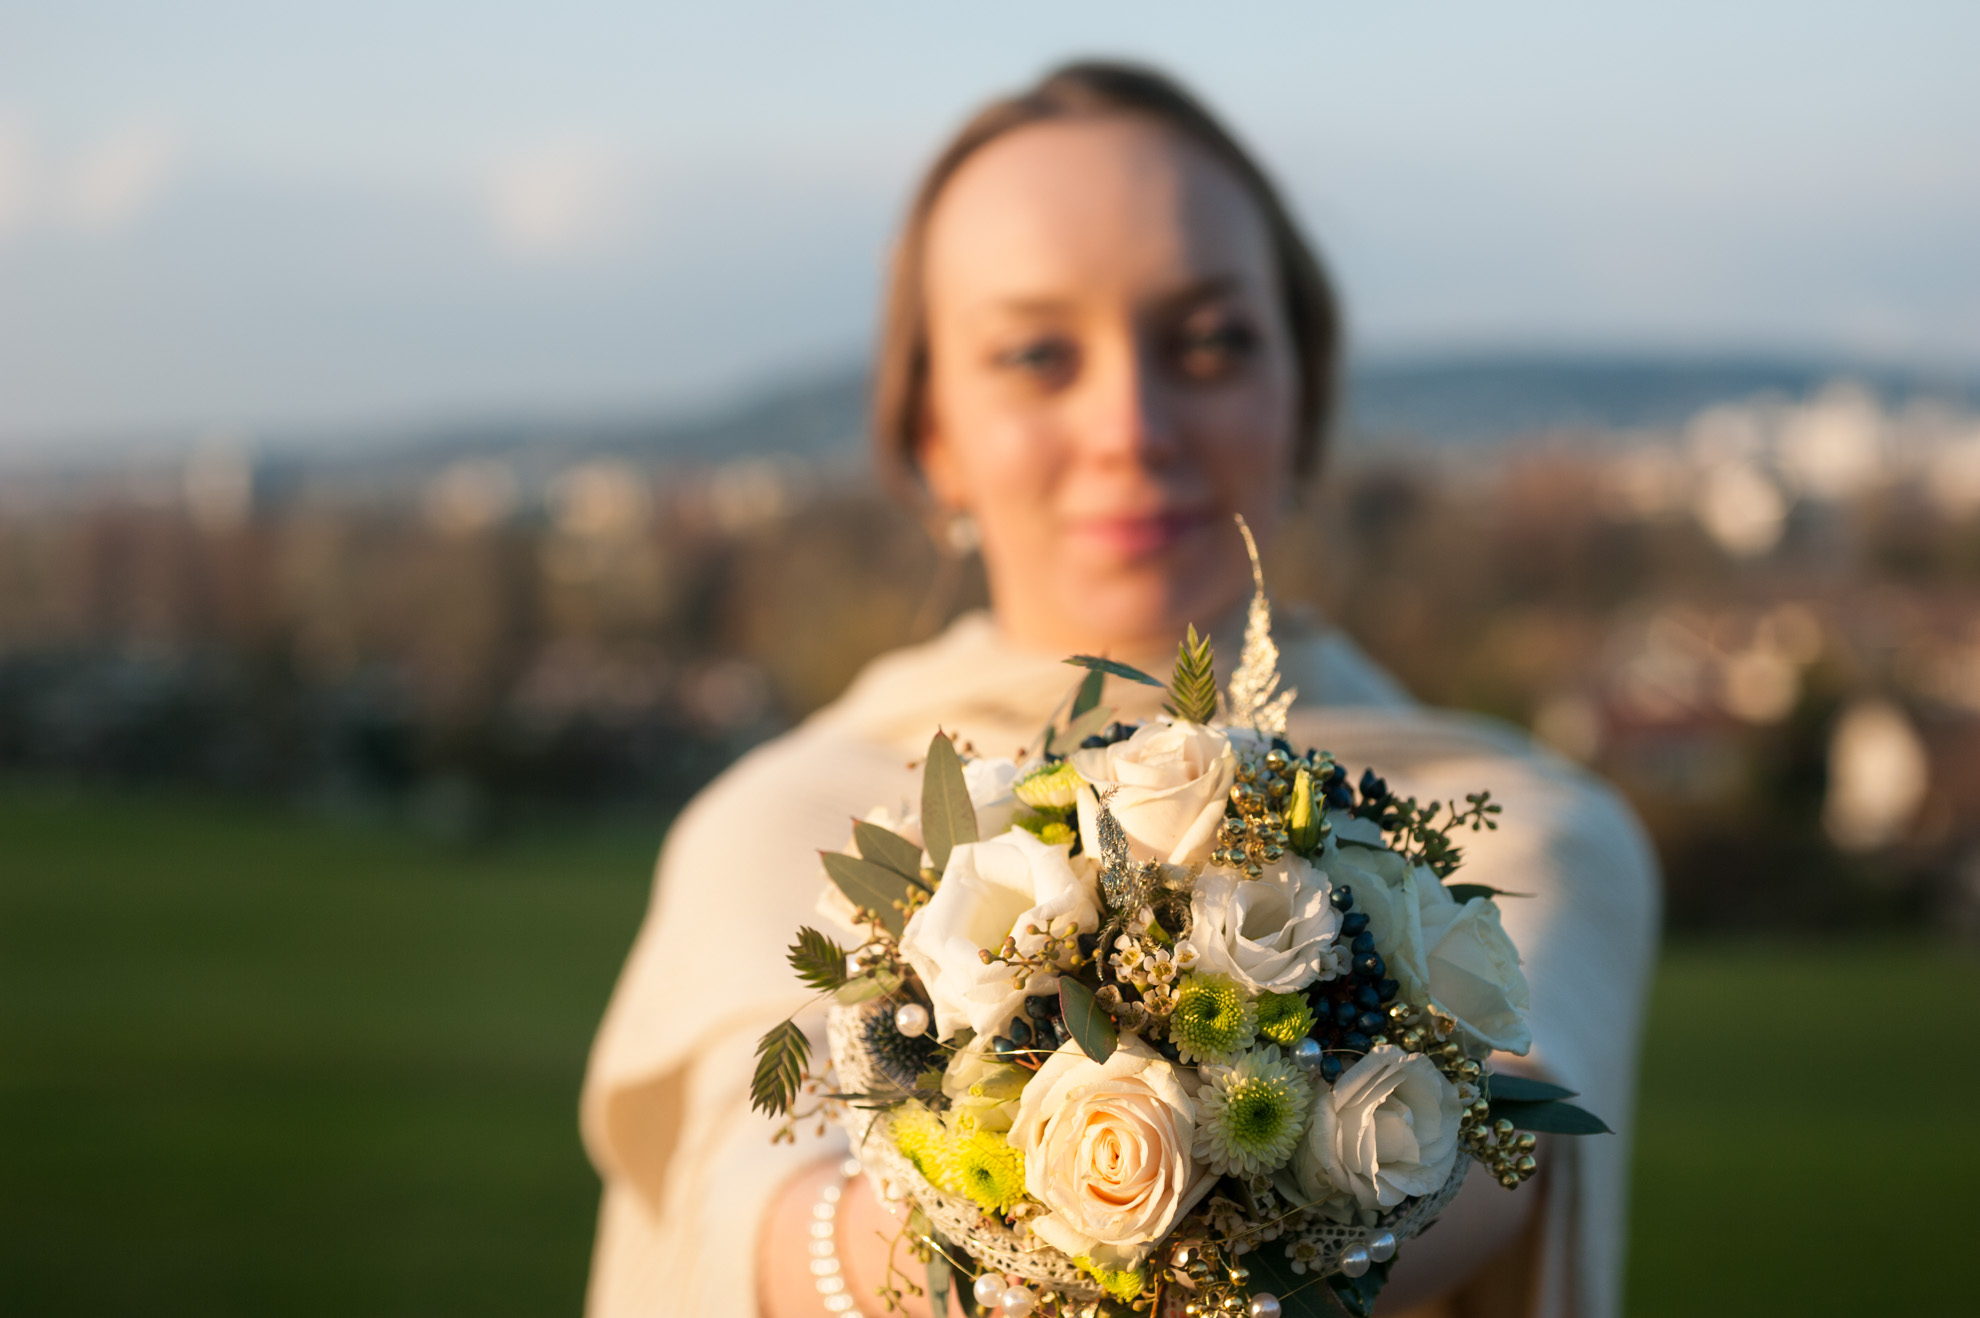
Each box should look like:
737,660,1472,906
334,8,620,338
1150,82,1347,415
918,114,1300,654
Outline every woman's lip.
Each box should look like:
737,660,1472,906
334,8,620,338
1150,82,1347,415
1064,510,1212,558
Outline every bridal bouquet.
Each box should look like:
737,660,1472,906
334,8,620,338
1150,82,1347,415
754,528,1605,1318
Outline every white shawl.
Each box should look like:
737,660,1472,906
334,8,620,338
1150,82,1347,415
580,612,1660,1317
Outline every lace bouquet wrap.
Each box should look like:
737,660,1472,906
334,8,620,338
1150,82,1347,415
754,525,1607,1318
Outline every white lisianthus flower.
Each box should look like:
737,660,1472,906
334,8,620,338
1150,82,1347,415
1008,1035,1219,1269
1071,721,1236,865
899,829,1099,1041
963,756,1021,839
1187,853,1342,995
1294,1044,1463,1214
1320,823,1531,1055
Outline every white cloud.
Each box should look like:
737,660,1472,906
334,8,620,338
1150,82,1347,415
62,120,183,232
485,139,630,259
0,115,183,242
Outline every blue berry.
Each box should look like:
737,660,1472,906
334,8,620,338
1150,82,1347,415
1102,722,1131,744
1330,886,1355,912
1340,912,1371,938
1320,1053,1344,1084
1355,984,1382,1011
1351,931,1376,956
1080,735,1107,750
1007,1018,1033,1047
1025,995,1058,1021
1341,1031,1373,1053
1356,1011,1386,1035
1354,952,1386,979
1378,978,1400,1002
991,1035,1019,1063
1332,1001,1358,1028
1359,769,1387,801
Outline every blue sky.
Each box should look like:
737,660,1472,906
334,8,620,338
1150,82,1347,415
2,1,1975,448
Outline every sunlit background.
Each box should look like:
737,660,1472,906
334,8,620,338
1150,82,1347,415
4,4,1977,1314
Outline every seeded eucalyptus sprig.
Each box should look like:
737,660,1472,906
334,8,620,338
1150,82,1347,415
1166,624,1219,724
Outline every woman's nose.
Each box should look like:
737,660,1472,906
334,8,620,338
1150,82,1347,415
1078,340,1182,468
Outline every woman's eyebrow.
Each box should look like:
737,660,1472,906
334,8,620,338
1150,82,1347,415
1147,274,1245,313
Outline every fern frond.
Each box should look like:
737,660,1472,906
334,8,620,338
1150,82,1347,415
750,1020,812,1117
787,926,850,992
1166,624,1219,724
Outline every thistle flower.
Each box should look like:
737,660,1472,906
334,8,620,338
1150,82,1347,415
1192,1045,1312,1177
951,1128,1028,1216
888,1102,956,1191
1014,761,1083,810
1168,971,1257,1065
1254,990,1317,1048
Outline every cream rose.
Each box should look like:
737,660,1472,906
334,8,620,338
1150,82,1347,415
1294,1044,1463,1214
1319,823,1531,1055
1009,1035,1220,1269
1186,853,1343,994
963,756,1022,839
1071,721,1236,865
899,829,1099,1041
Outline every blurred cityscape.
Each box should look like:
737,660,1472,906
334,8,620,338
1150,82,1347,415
4,357,1978,934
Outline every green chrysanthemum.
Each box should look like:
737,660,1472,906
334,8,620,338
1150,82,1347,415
888,1102,956,1192
1168,971,1258,1065
1014,761,1083,810
1014,813,1077,847
951,1129,1028,1216
1192,1045,1312,1177
1073,1257,1145,1302
1254,990,1317,1048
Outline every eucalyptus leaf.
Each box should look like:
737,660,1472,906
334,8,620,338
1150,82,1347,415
1070,666,1106,718
853,819,927,887
921,732,978,876
1238,1240,1349,1318
1063,654,1165,688
1485,1073,1579,1103
1058,703,1116,749
1491,1096,1612,1135
820,850,914,936
1328,1257,1393,1317
1446,882,1532,902
1058,976,1118,1064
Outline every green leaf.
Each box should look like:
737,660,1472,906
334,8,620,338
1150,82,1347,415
749,1020,810,1117
820,851,914,936
1485,1073,1579,1104
853,819,927,887
1328,1257,1394,1317
1057,703,1116,750
1491,1097,1612,1135
926,1247,952,1318
1058,977,1117,1064
921,732,978,877
1166,624,1218,724
1070,666,1106,718
787,926,850,992
1063,655,1165,688
834,968,902,1004
1240,1240,1352,1318
1446,882,1531,902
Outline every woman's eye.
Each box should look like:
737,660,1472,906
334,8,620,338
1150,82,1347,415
994,337,1079,387
1175,320,1257,380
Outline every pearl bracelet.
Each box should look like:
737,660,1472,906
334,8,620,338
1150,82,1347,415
808,1157,869,1316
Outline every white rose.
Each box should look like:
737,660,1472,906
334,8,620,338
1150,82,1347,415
1008,1035,1219,1269
899,829,1099,1041
1320,827,1531,1055
1072,722,1236,865
1294,1044,1463,1214
1187,853,1343,995
1414,886,1532,1055
964,756,1021,839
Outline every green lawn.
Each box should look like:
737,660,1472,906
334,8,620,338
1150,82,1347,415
1,786,1970,1314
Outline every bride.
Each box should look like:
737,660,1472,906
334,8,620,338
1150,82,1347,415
581,62,1658,1318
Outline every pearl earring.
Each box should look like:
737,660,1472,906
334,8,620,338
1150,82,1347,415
944,511,979,555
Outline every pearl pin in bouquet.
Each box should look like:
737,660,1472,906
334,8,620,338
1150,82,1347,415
753,519,1608,1318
